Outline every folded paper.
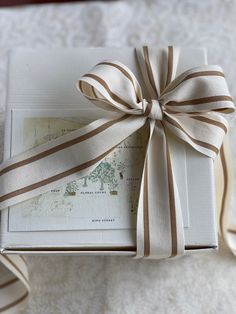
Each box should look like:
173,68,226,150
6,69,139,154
0,46,235,312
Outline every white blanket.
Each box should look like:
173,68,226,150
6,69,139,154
0,1,236,313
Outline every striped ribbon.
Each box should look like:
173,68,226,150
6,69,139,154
215,135,236,256
0,255,29,313
0,46,235,312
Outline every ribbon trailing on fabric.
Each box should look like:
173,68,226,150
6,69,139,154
0,46,235,312
215,135,236,255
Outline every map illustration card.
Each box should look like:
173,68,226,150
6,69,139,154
9,109,148,232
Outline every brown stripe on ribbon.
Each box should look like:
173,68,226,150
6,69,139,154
91,86,97,98
143,46,159,97
167,95,233,107
0,291,29,313
78,80,84,93
182,70,225,82
227,228,236,234
0,115,129,177
143,102,152,117
163,124,178,257
82,73,131,109
163,71,227,95
0,278,18,289
165,46,174,87
167,71,225,94
165,115,219,154
215,108,235,113
97,61,142,103
143,160,150,257
1,255,29,286
79,81,97,100
190,115,227,133
219,144,228,240
83,94,106,103
0,141,122,203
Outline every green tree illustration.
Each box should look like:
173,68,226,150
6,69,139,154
64,180,79,196
89,161,116,191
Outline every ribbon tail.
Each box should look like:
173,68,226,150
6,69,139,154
165,135,185,258
0,254,29,313
135,121,184,259
215,135,236,254
0,115,146,210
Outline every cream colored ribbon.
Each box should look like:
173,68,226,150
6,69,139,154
0,255,29,313
215,135,236,255
0,46,235,311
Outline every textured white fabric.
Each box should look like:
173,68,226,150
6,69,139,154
0,1,236,313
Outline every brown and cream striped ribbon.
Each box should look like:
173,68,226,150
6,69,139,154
0,46,235,311
215,135,236,256
0,255,29,313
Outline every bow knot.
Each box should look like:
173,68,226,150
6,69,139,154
143,99,163,121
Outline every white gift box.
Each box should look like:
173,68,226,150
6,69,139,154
0,47,218,255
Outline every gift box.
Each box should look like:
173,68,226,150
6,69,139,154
1,46,234,257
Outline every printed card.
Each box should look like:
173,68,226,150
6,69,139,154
8,109,147,232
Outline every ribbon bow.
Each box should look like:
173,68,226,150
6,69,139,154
0,46,234,312
78,46,234,258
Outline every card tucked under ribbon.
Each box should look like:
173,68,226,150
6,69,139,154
0,46,235,312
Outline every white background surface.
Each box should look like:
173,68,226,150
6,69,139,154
0,1,236,313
